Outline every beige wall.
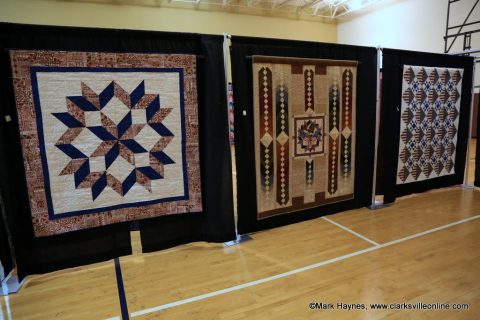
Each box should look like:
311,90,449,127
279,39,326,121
0,0,337,43
338,0,479,86
338,0,480,53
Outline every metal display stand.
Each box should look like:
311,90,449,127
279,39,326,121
462,59,477,188
222,33,252,247
448,50,479,188
368,47,388,210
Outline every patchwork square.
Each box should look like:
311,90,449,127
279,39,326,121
9,50,203,236
89,156,106,173
131,109,147,124
84,111,102,127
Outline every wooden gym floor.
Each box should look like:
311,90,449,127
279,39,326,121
1,140,479,320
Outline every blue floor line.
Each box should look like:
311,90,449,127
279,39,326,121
114,258,129,320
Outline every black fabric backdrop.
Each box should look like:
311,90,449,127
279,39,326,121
138,34,236,252
381,49,474,203
0,23,235,278
0,193,13,278
231,36,377,234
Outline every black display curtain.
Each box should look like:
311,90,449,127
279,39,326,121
231,36,377,234
0,192,13,279
381,49,474,203
137,35,236,252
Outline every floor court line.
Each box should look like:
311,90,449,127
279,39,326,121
129,213,480,318
114,258,129,320
321,216,381,246
380,214,480,247
130,246,380,317
2,295,12,320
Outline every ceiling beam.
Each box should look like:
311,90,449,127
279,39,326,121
295,0,303,13
272,0,291,10
302,0,321,10
308,0,328,15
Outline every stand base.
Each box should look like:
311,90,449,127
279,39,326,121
367,200,389,210
224,234,253,247
1,272,26,296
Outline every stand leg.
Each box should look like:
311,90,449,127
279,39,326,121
222,33,254,247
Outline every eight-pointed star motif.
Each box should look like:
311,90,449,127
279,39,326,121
53,81,176,200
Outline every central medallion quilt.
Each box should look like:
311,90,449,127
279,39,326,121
252,56,357,219
9,50,202,236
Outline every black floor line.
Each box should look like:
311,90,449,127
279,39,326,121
114,257,130,320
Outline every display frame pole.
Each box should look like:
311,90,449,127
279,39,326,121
0,190,26,295
462,58,477,188
368,47,388,210
221,33,252,247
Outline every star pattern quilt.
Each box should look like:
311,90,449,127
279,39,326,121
397,65,463,184
9,50,202,236
252,56,357,219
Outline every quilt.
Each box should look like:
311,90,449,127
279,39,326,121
9,50,202,236
397,65,463,184
253,56,357,219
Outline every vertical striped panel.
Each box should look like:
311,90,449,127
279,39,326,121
259,67,273,194
304,68,314,112
305,160,314,185
328,80,339,195
341,69,352,177
275,82,289,205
